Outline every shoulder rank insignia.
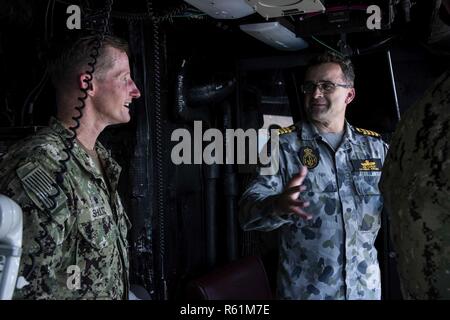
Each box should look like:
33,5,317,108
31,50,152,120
355,127,381,138
299,146,320,169
277,125,296,135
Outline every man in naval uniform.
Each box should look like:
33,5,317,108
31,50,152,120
0,34,141,299
239,51,388,300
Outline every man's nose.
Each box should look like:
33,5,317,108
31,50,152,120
130,79,141,99
312,85,323,99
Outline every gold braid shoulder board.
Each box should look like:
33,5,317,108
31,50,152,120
277,125,297,135
355,127,381,138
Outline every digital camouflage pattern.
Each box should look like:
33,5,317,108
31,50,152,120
240,120,388,300
381,70,450,299
0,117,130,299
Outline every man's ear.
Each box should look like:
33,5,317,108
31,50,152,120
78,74,95,96
345,88,355,104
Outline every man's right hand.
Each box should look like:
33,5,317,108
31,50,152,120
274,166,312,220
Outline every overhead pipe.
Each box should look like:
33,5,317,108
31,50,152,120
174,59,236,124
222,100,239,262
174,58,236,268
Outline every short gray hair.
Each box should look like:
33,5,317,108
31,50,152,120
306,51,355,86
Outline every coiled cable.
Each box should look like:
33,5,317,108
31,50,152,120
146,0,167,300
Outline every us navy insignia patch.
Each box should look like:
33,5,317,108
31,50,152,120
351,159,382,171
299,147,320,169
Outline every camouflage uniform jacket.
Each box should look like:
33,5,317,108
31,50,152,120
0,117,130,299
240,120,388,300
381,70,450,299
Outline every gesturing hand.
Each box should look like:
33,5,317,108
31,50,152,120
275,166,312,220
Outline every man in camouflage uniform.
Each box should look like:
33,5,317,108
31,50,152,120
240,52,388,299
0,34,141,299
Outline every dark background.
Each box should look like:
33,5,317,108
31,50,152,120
1,0,449,300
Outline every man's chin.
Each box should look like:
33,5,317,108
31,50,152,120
108,116,131,127
306,109,327,121
120,109,131,123
121,116,131,124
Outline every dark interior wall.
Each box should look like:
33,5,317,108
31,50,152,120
391,43,449,115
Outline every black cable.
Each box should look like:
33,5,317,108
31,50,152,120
111,3,191,23
44,0,54,46
146,0,167,300
54,0,192,23
50,0,56,40
20,71,49,126
20,0,56,126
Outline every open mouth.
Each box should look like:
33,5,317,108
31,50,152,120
124,102,131,109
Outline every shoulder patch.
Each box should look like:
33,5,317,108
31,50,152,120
277,125,296,135
16,162,67,211
355,127,381,138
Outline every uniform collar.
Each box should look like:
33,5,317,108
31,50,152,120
49,117,122,193
298,119,364,147
298,120,321,141
344,120,365,146
49,116,73,139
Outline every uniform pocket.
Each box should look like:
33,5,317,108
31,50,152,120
352,171,381,196
78,214,118,250
352,171,382,233
299,174,339,229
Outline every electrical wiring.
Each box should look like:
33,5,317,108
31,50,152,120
21,0,56,126
20,71,49,126
146,0,167,300
311,35,344,56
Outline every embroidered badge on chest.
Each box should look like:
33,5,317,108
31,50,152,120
299,147,320,169
351,159,382,171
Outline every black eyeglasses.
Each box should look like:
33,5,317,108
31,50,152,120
301,81,352,94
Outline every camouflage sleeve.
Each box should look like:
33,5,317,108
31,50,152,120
239,143,293,232
5,161,74,299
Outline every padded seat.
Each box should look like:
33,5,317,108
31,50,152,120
186,255,273,300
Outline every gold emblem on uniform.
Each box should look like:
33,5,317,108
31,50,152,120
360,160,380,171
351,158,382,171
299,147,319,169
